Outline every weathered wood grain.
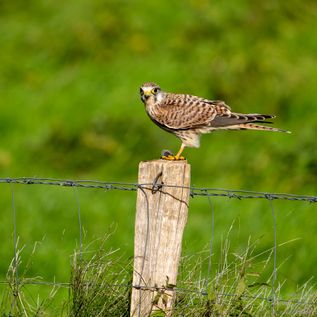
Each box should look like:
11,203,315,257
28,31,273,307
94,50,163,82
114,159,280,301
130,160,191,317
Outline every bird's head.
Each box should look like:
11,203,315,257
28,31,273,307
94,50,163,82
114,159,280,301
140,82,162,104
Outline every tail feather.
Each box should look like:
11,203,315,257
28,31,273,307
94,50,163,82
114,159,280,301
212,113,275,127
222,123,291,133
210,112,291,133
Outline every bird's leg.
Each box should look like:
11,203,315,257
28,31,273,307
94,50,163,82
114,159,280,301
161,144,186,161
175,144,185,160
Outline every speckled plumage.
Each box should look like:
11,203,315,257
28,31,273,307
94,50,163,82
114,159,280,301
140,82,289,159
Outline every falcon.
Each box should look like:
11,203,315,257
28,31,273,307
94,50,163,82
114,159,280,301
140,82,290,160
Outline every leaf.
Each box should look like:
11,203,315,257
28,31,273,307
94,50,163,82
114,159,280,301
248,282,270,288
150,311,165,317
236,276,247,298
152,293,161,306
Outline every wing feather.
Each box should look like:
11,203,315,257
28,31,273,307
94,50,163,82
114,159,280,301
154,93,231,130
151,93,274,130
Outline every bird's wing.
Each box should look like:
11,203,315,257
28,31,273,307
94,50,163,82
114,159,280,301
156,93,274,130
156,93,232,129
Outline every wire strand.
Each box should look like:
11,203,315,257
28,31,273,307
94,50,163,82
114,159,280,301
0,177,316,202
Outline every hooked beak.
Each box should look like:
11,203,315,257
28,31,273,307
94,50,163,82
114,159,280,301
141,88,152,102
141,95,148,103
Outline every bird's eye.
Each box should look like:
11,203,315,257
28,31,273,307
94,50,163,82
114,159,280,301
152,87,159,94
140,88,143,94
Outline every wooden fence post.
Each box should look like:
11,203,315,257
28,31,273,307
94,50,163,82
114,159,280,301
130,160,191,317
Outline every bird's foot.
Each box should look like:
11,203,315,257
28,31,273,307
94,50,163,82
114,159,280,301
161,149,185,161
161,155,185,161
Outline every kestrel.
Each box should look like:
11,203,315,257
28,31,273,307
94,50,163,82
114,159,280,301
140,82,290,160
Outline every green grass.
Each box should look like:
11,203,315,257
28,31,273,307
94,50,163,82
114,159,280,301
2,234,317,316
0,0,316,314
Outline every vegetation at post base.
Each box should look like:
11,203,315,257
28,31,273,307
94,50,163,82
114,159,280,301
0,0,316,315
2,238,317,316
69,238,131,317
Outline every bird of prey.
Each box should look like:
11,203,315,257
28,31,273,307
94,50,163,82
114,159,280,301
140,82,290,160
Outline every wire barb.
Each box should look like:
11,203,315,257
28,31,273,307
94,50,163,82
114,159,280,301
151,172,163,194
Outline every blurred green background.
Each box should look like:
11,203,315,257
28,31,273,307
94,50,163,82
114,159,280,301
0,0,316,309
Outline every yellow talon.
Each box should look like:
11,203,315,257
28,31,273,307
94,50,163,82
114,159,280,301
161,145,186,161
161,155,186,161
161,155,175,160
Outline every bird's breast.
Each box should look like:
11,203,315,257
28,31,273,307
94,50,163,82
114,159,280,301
145,102,164,119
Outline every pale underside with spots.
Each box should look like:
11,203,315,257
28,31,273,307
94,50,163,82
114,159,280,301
140,82,290,159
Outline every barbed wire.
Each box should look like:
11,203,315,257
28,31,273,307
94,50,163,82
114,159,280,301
0,279,316,306
0,177,316,202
